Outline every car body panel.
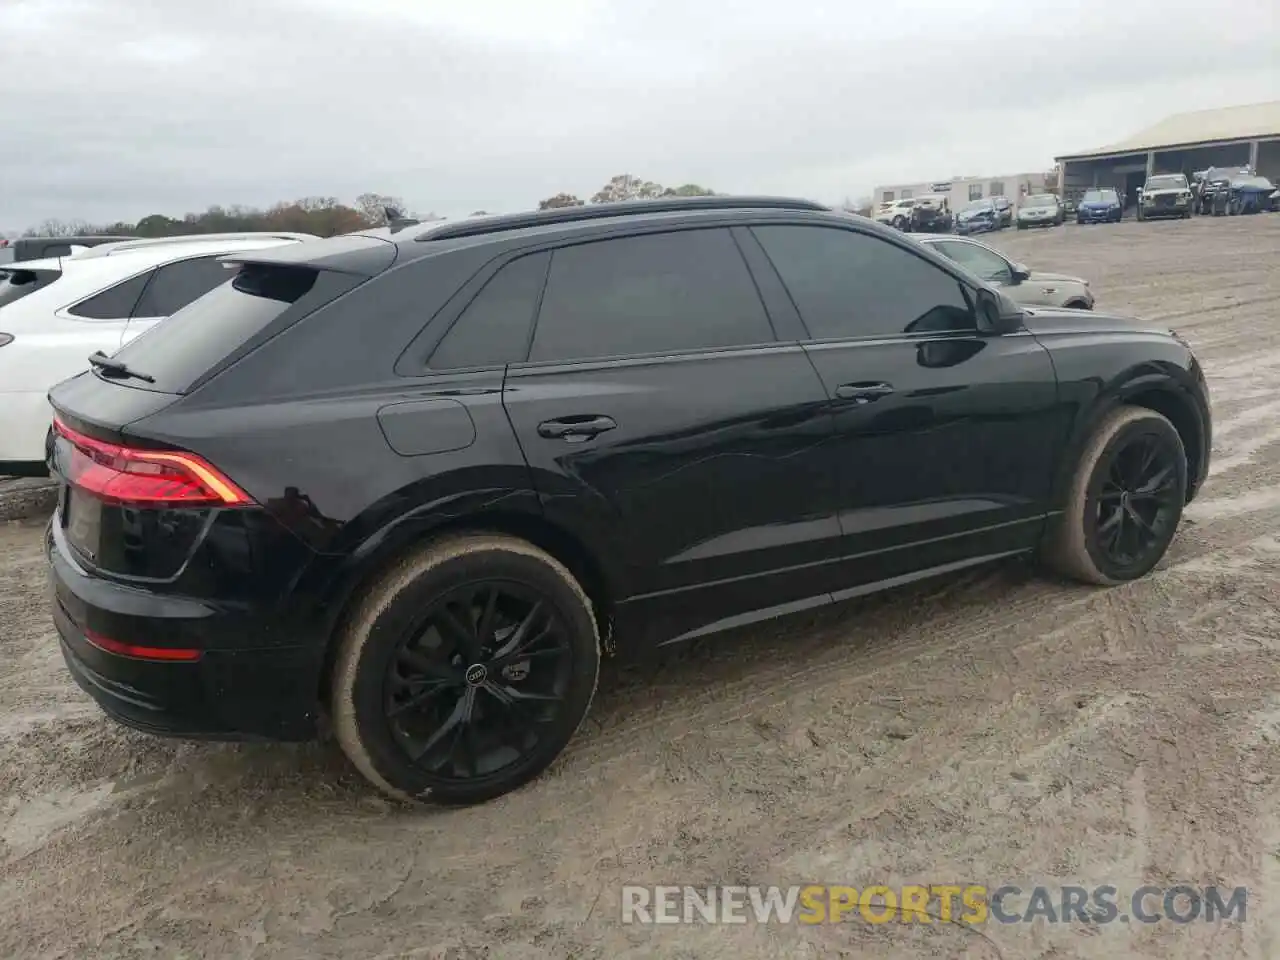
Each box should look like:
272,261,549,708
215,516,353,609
41,199,1213,748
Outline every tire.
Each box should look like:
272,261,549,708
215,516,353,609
331,533,601,804
1042,406,1187,586
893,216,907,230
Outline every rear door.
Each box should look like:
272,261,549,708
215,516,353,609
501,226,842,644
746,222,1060,595
119,255,236,347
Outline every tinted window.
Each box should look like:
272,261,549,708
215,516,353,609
67,271,152,320
753,225,974,339
111,264,325,394
133,256,234,317
928,240,1012,285
0,267,61,309
430,252,548,369
528,229,774,363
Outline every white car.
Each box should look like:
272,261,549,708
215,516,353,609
0,233,315,474
875,198,917,229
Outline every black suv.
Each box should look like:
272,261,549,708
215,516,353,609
45,197,1212,805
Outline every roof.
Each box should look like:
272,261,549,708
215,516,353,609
2,237,305,278
1057,100,1280,161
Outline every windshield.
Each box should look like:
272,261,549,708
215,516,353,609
1146,175,1186,190
1024,195,1057,207
1083,189,1116,203
961,200,992,212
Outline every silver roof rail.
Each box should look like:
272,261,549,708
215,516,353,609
73,232,319,258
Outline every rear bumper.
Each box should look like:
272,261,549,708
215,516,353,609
47,518,321,741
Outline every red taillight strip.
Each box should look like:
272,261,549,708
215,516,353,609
84,629,201,662
52,416,252,506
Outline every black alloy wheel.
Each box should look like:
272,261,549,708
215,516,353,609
1042,406,1187,586
1086,432,1182,575
331,534,600,804
383,580,572,782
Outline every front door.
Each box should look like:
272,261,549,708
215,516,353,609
746,222,1061,595
501,227,843,645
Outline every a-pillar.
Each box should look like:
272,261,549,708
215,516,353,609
1146,151,1155,176
1249,140,1260,170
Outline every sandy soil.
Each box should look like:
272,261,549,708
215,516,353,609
3,215,1280,960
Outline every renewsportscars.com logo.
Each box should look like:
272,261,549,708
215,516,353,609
621,884,1249,926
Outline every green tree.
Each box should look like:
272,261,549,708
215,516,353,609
538,192,585,210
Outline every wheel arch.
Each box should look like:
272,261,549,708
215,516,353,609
313,507,621,701
1049,378,1208,512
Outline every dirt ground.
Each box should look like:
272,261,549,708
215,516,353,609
3,215,1280,960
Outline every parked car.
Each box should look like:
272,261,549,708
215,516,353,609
44,195,1211,804
1223,174,1277,215
1194,166,1252,215
991,196,1014,228
1076,188,1123,224
908,194,953,233
2,235,133,263
1137,174,1193,221
955,198,1002,235
911,234,1094,309
0,233,315,475
875,198,918,230
1016,194,1064,229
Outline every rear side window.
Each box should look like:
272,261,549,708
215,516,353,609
753,225,974,339
133,256,234,317
67,271,152,320
528,229,774,363
429,252,548,369
110,264,322,393
0,268,61,310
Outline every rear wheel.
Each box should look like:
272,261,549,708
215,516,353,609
1042,406,1186,586
331,534,601,804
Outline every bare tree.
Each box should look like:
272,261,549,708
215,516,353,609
356,193,410,226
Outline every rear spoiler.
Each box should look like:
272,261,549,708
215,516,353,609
218,233,399,278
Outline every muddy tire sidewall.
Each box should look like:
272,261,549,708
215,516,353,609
1045,406,1187,586
330,534,600,805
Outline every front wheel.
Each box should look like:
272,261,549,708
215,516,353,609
1042,406,1186,586
331,534,601,804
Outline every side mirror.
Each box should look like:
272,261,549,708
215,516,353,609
975,287,1024,334
1010,262,1031,282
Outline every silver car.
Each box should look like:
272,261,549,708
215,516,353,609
910,234,1095,310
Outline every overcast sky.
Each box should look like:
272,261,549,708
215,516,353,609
1,0,1277,231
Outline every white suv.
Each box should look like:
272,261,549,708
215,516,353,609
0,233,315,474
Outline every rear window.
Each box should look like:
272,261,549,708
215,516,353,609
0,267,61,310
109,263,321,394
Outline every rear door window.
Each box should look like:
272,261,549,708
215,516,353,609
527,228,775,363
132,256,235,317
67,271,153,320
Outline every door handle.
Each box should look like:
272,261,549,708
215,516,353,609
835,382,895,403
537,415,617,441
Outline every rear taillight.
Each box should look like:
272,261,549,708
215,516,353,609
52,417,253,507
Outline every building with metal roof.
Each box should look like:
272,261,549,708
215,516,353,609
1054,100,1280,208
